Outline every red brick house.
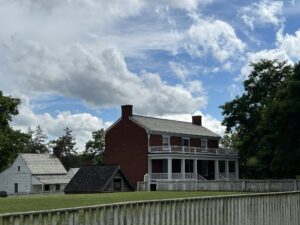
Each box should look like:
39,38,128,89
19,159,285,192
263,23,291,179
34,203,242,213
104,105,239,188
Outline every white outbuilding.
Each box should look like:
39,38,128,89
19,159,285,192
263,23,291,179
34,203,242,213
0,154,70,195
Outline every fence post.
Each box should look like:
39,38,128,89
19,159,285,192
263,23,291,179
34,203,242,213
13,216,20,225
2,217,10,225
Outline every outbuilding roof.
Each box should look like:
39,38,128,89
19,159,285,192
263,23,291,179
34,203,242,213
67,168,80,178
20,154,67,175
131,115,220,138
35,175,70,184
64,165,134,193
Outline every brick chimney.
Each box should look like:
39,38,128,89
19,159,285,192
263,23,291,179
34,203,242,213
192,115,202,126
121,105,133,118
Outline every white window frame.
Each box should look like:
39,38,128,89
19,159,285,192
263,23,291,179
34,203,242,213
182,137,190,147
201,138,207,149
163,136,170,147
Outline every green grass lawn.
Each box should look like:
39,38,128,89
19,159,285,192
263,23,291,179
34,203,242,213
0,191,240,214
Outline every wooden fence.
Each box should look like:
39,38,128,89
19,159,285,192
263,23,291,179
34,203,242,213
138,179,300,192
0,191,300,225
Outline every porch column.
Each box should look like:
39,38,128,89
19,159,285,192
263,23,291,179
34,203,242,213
168,158,172,180
225,160,229,179
235,161,239,179
148,158,152,177
181,159,185,179
214,160,219,180
194,159,197,180
147,133,150,152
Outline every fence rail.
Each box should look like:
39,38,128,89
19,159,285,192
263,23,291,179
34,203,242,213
137,179,300,192
1,191,300,225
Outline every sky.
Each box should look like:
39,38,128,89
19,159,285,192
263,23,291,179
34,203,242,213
1,0,300,151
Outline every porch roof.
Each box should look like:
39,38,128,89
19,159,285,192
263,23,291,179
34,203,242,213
131,115,220,138
34,175,70,184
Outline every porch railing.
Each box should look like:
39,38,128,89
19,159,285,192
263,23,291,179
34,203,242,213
149,173,239,181
150,173,168,180
149,145,237,156
150,173,199,181
219,172,238,180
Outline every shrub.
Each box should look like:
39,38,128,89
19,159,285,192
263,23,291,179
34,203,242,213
0,191,8,198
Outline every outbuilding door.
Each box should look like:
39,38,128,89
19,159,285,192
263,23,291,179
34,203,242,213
14,183,18,193
113,179,122,191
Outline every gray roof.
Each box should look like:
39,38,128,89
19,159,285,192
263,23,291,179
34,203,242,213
35,175,70,184
20,154,67,175
67,168,80,178
64,165,134,193
131,115,220,138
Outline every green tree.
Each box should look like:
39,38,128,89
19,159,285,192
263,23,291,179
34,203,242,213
25,125,49,153
0,91,29,172
220,60,296,178
82,129,105,165
51,127,77,169
258,62,300,177
220,133,239,149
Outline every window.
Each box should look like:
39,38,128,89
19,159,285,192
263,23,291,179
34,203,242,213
163,136,169,147
44,185,50,191
113,179,122,191
219,161,225,173
182,138,190,147
14,183,18,194
55,184,60,191
201,139,207,149
185,160,194,173
229,161,236,173
18,166,20,172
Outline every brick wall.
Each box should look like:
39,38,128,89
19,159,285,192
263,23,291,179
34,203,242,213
104,118,148,189
208,139,219,148
150,134,162,146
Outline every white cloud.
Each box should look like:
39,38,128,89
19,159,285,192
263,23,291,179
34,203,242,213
153,0,214,11
1,41,207,115
186,14,246,62
0,0,212,60
169,61,190,81
279,29,300,61
237,28,300,81
11,97,111,151
239,0,283,30
159,111,225,136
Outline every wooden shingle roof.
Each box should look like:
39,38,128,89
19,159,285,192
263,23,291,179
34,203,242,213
20,154,67,175
131,115,220,138
64,165,134,193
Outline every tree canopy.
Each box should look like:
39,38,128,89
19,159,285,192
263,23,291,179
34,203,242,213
0,91,29,172
221,60,300,178
25,126,49,154
82,129,105,165
51,127,77,169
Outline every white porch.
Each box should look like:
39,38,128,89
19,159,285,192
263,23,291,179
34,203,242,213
148,157,239,181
